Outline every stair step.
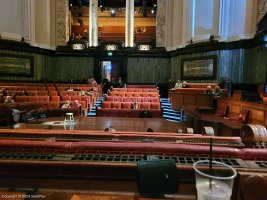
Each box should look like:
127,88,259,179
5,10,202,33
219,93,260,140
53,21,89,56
163,114,182,120
165,119,180,122
163,111,181,116
161,103,171,106
163,108,181,113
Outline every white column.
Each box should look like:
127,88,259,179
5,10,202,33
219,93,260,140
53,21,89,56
56,0,69,46
165,0,174,51
156,0,167,47
125,0,134,47
89,0,98,47
29,0,35,43
173,0,184,48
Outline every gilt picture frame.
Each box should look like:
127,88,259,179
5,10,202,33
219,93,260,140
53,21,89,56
181,55,217,80
0,54,34,77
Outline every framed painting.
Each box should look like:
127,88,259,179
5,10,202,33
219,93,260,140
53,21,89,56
0,54,34,77
181,55,217,80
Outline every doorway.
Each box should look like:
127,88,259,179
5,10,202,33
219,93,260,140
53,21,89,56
95,58,127,84
101,61,112,80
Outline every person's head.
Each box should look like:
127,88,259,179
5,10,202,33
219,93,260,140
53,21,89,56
104,126,116,132
74,100,79,105
81,90,85,95
177,80,180,83
147,128,153,132
119,77,122,80
215,86,220,91
183,81,187,84
65,100,70,105
207,85,211,90
111,77,115,81
6,96,11,100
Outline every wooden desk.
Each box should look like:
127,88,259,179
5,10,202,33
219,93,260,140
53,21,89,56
218,98,267,126
172,93,213,110
182,106,243,136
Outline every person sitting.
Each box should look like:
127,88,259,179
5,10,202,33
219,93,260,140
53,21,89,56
104,126,116,132
102,78,109,94
140,108,152,118
61,100,71,108
0,88,8,96
21,108,44,123
69,77,75,83
174,80,182,88
205,85,213,95
136,27,142,33
142,26,147,33
116,77,124,88
132,101,138,109
71,100,81,108
4,96,14,104
147,128,154,132
91,78,97,85
213,86,223,98
182,81,188,88
110,78,116,88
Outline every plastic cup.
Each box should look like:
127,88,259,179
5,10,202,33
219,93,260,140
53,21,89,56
193,160,237,200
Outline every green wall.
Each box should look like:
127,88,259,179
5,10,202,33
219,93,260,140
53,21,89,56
243,47,267,83
0,46,266,84
0,49,50,81
170,48,267,84
45,56,94,82
127,57,170,83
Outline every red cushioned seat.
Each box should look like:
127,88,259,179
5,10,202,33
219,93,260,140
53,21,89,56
59,91,68,96
127,88,135,92
134,89,142,92
37,96,50,102
61,96,71,101
47,87,56,91
102,102,111,108
71,96,81,101
121,102,131,109
27,96,38,102
27,91,37,96
37,91,48,96
49,91,58,96
216,105,228,117
229,109,249,123
140,103,151,110
151,103,161,110
111,102,121,109
50,96,60,101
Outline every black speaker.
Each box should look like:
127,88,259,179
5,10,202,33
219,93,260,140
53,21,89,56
137,159,179,197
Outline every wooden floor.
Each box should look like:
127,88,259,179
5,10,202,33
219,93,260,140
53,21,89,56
25,117,186,133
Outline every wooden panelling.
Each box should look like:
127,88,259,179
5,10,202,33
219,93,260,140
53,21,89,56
172,93,213,110
218,98,267,126
242,106,265,124
231,103,242,115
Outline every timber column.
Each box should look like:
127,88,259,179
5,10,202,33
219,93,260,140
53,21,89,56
89,0,98,47
125,0,134,47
